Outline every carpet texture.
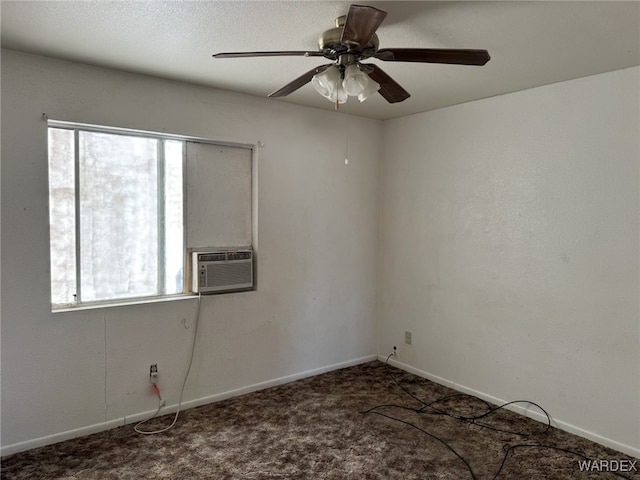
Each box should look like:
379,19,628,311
1,361,638,479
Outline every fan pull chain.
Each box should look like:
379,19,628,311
344,102,350,165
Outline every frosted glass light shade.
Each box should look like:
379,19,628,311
357,78,380,102
312,66,343,101
312,64,376,104
342,64,370,96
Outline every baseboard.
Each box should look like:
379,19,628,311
0,418,126,458
123,354,378,424
380,355,640,459
1,354,377,457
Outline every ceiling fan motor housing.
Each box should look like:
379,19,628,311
318,15,379,61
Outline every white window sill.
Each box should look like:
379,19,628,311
52,293,200,313
52,288,255,313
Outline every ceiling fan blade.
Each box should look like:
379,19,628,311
341,4,387,46
213,51,324,59
375,48,490,65
268,64,333,98
367,65,410,103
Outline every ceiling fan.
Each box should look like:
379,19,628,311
213,4,490,107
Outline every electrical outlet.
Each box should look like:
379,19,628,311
393,346,397,355
405,331,412,345
150,364,158,383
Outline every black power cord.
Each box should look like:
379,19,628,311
361,355,635,480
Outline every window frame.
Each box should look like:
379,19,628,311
47,120,256,312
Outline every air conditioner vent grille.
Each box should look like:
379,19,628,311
199,253,227,262
192,249,253,294
205,262,252,288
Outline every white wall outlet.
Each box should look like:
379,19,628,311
150,364,158,383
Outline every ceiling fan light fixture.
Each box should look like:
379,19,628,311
311,65,347,104
357,78,380,102
312,62,378,105
334,82,348,104
342,64,370,96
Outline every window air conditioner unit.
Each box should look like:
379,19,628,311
192,249,253,294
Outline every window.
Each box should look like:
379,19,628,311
48,124,185,308
48,122,254,310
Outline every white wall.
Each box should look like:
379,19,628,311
379,67,640,456
1,49,381,453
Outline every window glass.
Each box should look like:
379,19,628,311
78,131,160,302
48,128,76,306
164,140,184,295
48,127,185,307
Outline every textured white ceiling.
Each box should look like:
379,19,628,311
2,1,639,120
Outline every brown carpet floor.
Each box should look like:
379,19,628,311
1,361,638,479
